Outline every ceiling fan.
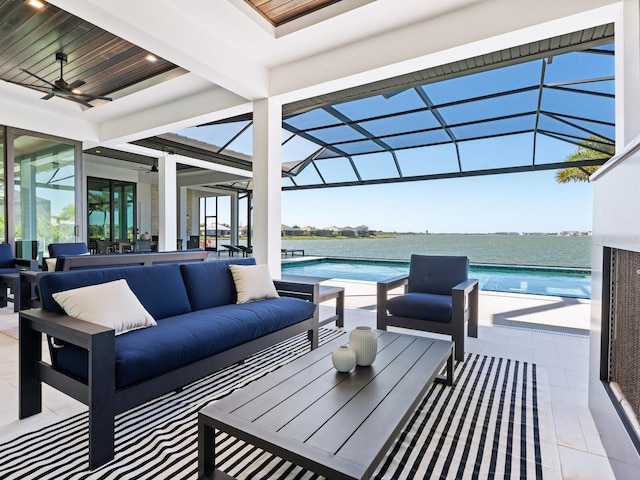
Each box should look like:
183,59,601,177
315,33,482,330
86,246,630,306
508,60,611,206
133,159,158,173
13,52,113,108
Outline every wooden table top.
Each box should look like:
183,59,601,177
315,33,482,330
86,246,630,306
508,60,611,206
199,330,453,480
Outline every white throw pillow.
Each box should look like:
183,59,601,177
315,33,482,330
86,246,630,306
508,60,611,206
229,264,279,304
45,258,57,271
52,279,156,335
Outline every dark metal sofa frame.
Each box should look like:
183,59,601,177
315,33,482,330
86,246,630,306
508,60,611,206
19,279,320,470
57,250,209,270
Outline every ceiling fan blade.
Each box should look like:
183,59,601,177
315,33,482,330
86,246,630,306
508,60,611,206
20,68,56,89
41,92,55,100
68,79,86,90
54,91,94,108
55,85,111,104
3,79,49,92
74,92,113,101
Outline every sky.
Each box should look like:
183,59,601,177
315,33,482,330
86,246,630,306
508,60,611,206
182,117,601,233
193,124,598,233
179,46,612,234
280,167,593,234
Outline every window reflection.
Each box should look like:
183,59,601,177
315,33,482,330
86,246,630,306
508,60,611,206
13,133,76,262
0,128,4,241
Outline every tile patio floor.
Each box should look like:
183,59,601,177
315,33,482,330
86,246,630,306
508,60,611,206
0,279,616,479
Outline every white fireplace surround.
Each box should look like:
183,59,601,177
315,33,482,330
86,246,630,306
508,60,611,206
590,134,640,479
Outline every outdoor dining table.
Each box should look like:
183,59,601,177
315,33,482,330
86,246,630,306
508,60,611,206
115,241,133,253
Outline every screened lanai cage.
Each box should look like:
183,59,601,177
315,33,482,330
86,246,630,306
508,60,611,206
132,25,615,193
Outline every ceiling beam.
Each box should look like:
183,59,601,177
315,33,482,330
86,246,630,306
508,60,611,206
270,1,618,105
50,0,269,100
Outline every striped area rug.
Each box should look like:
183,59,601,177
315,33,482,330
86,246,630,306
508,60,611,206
0,329,560,479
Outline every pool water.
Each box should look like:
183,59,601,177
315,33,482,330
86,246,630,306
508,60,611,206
281,258,591,299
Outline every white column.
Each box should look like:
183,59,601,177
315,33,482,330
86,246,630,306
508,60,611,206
616,0,640,148
252,97,282,277
191,194,200,243
158,154,177,251
137,183,152,238
179,186,188,248
230,192,239,245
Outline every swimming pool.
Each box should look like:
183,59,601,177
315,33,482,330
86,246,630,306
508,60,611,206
281,258,591,299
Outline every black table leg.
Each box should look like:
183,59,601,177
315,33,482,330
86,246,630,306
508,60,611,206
198,417,215,479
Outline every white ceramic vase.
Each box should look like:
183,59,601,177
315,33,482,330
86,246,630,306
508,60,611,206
349,326,378,366
332,345,356,372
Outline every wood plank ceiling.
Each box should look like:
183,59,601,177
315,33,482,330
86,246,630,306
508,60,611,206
244,0,342,26
0,0,178,105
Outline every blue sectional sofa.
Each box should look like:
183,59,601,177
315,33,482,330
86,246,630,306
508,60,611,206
19,258,319,469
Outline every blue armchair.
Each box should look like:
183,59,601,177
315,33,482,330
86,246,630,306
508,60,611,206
0,243,38,311
46,242,90,271
377,255,478,362
0,244,38,274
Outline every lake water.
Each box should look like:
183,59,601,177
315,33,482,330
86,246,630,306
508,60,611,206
281,234,591,268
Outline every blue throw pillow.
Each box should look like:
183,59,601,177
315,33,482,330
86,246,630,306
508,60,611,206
180,258,256,310
39,263,192,319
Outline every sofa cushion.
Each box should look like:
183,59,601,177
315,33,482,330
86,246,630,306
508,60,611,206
48,242,89,258
0,267,19,274
229,263,279,304
180,258,255,311
52,279,156,335
387,292,452,323
0,244,14,269
55,296,317,387
39,263,191,320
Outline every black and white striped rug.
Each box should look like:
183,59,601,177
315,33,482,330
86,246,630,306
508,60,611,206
0,329,560,479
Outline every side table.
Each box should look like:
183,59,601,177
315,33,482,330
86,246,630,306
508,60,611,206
0,272,21,312
318,285,345,328
18,271,46,310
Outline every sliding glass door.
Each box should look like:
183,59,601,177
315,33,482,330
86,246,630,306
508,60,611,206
12,131,79,262
87,178,111,241
199,196,232,251
88,177,136,242
113,182,135,241
0,129,4,241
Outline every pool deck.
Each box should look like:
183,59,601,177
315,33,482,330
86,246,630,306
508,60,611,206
314,277,590,333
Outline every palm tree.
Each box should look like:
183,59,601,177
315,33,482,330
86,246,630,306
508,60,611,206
88,192,110,239
555,135,615,183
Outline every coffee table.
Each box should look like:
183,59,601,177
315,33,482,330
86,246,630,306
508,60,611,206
198,330,454,480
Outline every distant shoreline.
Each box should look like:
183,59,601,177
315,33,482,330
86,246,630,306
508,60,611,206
280,233,395,240
280,231,591,240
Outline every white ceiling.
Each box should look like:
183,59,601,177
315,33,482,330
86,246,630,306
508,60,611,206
0,0,622,158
